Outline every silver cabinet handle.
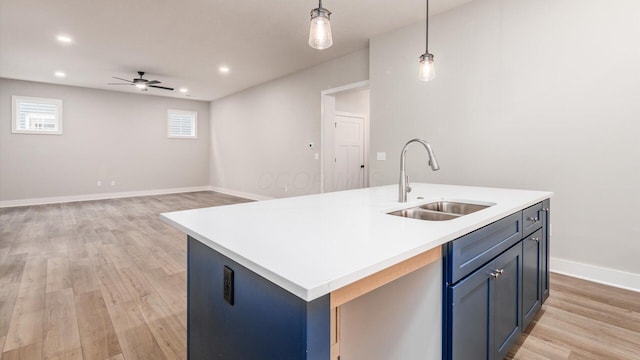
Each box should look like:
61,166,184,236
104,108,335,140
490,269,504,279
530,237,540,242
527,217,539,222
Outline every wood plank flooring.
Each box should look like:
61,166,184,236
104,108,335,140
507,274,640,360
0,192,250,360
1,191,639,359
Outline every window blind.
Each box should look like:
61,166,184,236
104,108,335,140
168,110,197,138
12,96,62,134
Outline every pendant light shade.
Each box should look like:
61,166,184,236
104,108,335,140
309,1,333,50
419,0,435,81
418,53,435,81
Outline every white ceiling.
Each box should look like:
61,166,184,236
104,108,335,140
0,0,472,101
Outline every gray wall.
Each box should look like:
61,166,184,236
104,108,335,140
210,49,369,198
369,0,640,273
0,78,210,202
335,88,370,115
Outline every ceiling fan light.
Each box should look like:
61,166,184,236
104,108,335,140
418,53,435,81
135,83,147,89
309,7,333,50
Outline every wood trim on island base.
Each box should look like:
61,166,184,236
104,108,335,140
329,246,442,360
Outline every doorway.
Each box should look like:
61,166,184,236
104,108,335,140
320,81,370,193
334,112,365,190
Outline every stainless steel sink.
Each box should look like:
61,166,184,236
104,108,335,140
387,208,459,221
387,201,494,221
418,201,490,216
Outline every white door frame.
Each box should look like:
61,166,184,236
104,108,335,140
320,80,370,193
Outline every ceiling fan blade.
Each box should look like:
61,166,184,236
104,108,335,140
149,85,174,91
107,83,133,85
112,77,133,83
146,80,160,85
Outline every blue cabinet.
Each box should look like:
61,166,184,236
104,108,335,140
541,199,551,303
445,212,522,285
444,200,550,360
522,228,542,330
448,243,522,360
187,237,330,360
492,245,522,359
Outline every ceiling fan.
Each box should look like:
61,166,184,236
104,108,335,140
108,71,174,91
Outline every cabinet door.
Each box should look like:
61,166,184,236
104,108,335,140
522,229,542,330
492,244,522,360
449,260,494,360
541,199,551,303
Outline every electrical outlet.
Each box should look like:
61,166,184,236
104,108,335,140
110,180,116,186
223,266,234,305
376,152,387,161
97,181,102,187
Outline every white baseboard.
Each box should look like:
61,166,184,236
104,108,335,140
550,257,640,293
0,186,212,208
210,186,274,201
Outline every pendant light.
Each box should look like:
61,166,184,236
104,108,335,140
418,0,435,81
309,0,333,50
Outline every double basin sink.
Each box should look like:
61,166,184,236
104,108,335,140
388,201,494,221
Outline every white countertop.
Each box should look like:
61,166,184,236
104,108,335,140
161,183,552,301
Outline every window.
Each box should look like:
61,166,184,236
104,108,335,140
12,96,63,134
168,109,197,139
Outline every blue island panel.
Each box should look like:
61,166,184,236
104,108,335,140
187,236,330,360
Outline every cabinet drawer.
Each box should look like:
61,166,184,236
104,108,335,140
446,212,522,284
522,202,543,237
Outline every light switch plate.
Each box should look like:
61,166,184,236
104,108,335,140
376,152,386,161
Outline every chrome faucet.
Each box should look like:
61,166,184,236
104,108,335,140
399,138,440,202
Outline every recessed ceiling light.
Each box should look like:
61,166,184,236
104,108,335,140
179,88,188,93
219,66,230,74
56,34,73,44
54,71,66,78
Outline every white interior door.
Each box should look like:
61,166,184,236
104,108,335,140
334,113,365,191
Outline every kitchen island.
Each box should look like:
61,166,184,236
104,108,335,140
161,183,552,360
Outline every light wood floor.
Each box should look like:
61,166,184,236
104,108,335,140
1,192,639,360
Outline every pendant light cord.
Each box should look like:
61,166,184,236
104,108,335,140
425,0,429,52
319,0,323,10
